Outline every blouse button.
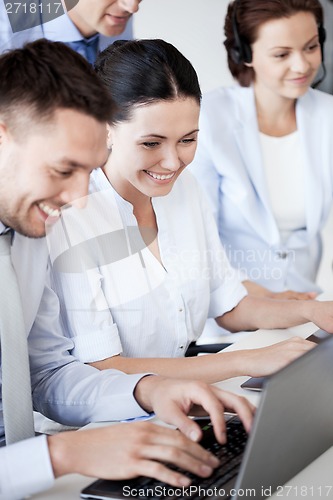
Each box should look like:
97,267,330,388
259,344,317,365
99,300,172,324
179,308,183,312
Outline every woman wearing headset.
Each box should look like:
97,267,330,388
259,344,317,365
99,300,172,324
190,0,333,298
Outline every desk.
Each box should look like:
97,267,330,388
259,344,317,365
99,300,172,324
32,306,333,499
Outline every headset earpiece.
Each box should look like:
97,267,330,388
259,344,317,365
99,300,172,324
318,24,326,63
230,0,252,64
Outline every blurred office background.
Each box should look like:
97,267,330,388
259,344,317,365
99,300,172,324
134,0,333,293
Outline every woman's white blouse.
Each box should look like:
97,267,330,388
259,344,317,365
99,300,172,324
259,131,306,243
48,168,247,363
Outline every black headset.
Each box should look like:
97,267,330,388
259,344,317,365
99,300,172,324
229,0,252,64
230,0,327,65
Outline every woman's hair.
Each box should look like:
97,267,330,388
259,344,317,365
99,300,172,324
94,39,201,124
224,0,324,86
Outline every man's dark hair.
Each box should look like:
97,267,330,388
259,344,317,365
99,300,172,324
0,39,114,133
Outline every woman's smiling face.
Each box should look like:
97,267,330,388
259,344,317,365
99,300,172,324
104,97,200,202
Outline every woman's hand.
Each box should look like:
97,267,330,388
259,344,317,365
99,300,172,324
242,280,317,300
302,300,333,333
238,337,316,378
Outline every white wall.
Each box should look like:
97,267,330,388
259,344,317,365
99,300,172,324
133,0,333,292
134,0,233,93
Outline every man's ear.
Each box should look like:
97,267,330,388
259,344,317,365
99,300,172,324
0,122,9,145
106,124,113,151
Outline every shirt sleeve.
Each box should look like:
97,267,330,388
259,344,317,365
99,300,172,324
195,177,248,318
51,266,123,363
29,272,152,426
188,97,250,286
0,435,54,500
188,107,221,224
189,153,250,286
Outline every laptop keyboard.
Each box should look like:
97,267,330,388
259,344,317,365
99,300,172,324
81,417,248,500
179,417,247,498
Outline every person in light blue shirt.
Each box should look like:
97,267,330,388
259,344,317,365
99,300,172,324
0,0,141,62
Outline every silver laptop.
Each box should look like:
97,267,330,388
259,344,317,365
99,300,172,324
81,334,333,499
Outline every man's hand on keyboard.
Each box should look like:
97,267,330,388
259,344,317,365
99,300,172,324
134,376,255,443
48,420,220,487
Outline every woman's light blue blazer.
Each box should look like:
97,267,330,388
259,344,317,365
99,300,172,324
190,86,333,292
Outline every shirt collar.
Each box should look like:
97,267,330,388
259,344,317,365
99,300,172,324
0,222,7,235
42,12,99,44
0,222,14,242
93,168,135,214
